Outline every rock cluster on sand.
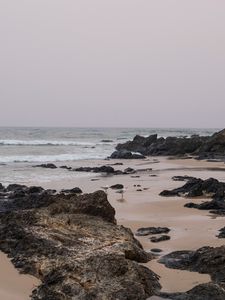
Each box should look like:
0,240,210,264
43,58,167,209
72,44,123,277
112,129,225,159
160,176,225,216
0,184,161,300
158,246,225,299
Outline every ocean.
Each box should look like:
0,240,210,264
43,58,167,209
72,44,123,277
0,127,219,185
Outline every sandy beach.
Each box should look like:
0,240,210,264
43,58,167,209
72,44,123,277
1,156,224,298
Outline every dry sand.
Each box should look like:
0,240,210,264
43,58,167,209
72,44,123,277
1,157,225,298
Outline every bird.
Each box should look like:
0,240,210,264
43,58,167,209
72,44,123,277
101,185,109,194
116,187,127,200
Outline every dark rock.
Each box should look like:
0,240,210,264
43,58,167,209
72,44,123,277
150,235,170,243
0,183,4,190
136,227,170,236
217,227,225,238
114,134,208,157
0,187,161,299
159,283,225,300
172,176,196,182
159,246,225,284
136,189,143,191
60,165,72,170
75,165,115,174
160,177,225,199
101,139,113,143
61,187,83,194
184,199,225,212
110,184,124,190
33,163,57,169
151,248,163,253
27,186,44,194
124,167,136,174
110,150,146,159
6,184,27,192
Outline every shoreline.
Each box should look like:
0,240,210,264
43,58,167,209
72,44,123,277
1,156,225,298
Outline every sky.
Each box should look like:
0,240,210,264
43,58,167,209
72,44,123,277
0,0,225,128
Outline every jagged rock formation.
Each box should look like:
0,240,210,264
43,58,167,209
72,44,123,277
0,184,160,300
112,129,225,159
159,177,225,216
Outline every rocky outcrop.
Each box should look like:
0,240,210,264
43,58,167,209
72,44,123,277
0,185,161,300
160,177,225,216
197,128,225,159
158,246,225,299
160,177,225,199
160,176,225,216
113,129,225,159
114,134,208,157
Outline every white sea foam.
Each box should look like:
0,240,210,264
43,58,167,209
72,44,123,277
0,140,96,146
0,153,107,163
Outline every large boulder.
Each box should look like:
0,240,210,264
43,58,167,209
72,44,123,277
0,187,161,300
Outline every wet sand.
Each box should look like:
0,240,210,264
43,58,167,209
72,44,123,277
1,157,225,297
0,253,39,300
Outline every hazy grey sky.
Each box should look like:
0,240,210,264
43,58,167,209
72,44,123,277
0,1,225,128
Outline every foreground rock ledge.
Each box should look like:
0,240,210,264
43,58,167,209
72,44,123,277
0,189,160,300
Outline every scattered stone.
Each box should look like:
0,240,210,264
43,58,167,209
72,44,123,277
33,163,57,169
101,139,113,143
136,227,170,236
151,249,163,253
150,235,171,243
110,184,124,190
137,189,143,191
124,167,136,174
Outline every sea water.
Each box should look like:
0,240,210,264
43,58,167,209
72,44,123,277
0,127,219,185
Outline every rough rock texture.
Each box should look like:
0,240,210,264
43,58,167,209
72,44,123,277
113,129,225,159
159,283,225,300
115,134,208,157
158,246,225,299
197,128,225,159
0,185,160,300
